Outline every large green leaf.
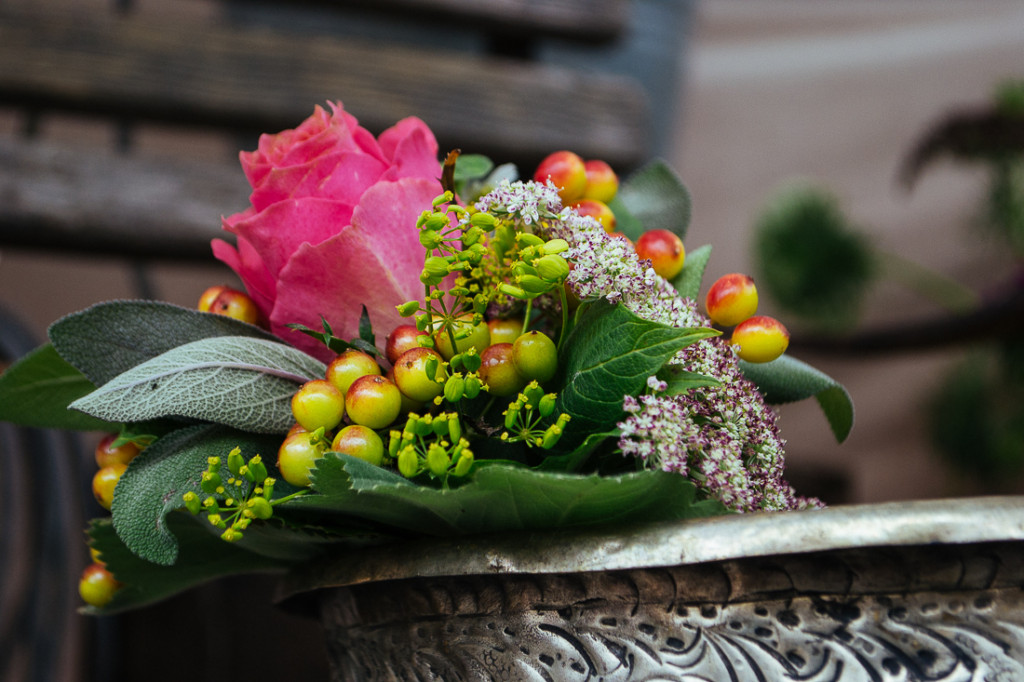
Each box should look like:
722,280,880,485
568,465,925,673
86,514,291,615
70,336,324,433
739,355,854,442
49,300,279,386
672,243,712,302
555,301,719,447
111,424,282,565
285,453,725,535
0,343,115,430
612,159,692,241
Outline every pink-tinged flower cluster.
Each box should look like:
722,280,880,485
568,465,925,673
494,187,820,513
212,101,443,362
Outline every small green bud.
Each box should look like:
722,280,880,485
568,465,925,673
221,528,243,542
247,496,274,520
227,448,244,476
516,232,545,247
200,471,222,494
460,226,484,247
202,496,217,509
463,374,482,399
538,393,557,418
504,400,522,430
541,424,564,449
397,300,421,317
423,212,449,231
453,450,474,477
432,191,454,207
542,238,570,254
388,431,402,458
248,456,268,483
535,254,570,282
448,415,462,443
426,444,450,477
517,274,553,295
470,212,496,229
419,230,444,250
208,514,226,529
444,374,465,402
424,354,440,382
523,381,545,408
183,491,201,515
499,283,530,299
262,478,276,500
397,447,420,478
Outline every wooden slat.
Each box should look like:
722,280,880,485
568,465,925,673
0,137,247,261
230,0,630,43
0,7,649,168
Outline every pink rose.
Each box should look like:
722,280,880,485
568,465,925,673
212,101,442,362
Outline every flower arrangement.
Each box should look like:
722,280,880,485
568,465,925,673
0,101,852,613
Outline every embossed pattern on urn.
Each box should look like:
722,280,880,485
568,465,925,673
318,542,1024,681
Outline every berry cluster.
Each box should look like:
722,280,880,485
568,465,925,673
705,273,790,363
534,151,686,281
80,433,142,607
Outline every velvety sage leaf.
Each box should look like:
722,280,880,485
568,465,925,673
85,515,290,615
289,453,724,535
739,355,854,443
615,159,692,240
672,243,712,302
555,301,719,447
49,300,279,386
111,424,281,565
0,343,115,430
70,336,324,433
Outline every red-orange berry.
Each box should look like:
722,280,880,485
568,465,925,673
94,433,141,468
582,159,619,203
730,315,789,363
326,349,381,394
345,375,402,430
635,229,686,280
291,379,346,432
479,343,527,397
79,563,121,608
534,151,587,203
705,273,759,327
569,198,616,233
92,463,127,511
277,430,325,487
331,424,385,466
197,285,262,326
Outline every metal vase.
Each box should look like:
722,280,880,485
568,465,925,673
277,496,1024,681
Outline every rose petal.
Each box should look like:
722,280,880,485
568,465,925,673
211,236,276,315
248,151,387,212
378,117,441,182
231,198,355,278
269,178,441,360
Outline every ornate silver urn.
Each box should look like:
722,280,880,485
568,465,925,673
278,496,1024,681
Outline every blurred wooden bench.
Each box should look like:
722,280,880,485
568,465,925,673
0,0,674,262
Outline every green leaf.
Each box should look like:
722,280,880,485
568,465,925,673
49,300,279,386
672,244,712,302
0,343,116,430
86,514,290,615
452,153,493,182
614,159,692,241
357,305,376,349
555,301,719,447
739,355,855,443
70,336,324,433
287,453,725,536
657,365,721,395
111,424,282,565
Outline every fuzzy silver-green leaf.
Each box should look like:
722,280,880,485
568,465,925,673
70,336,325,433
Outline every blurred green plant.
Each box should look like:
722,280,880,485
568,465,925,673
754,78,1024,489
